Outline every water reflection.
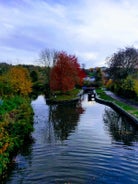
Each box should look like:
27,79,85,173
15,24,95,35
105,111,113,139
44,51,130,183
4,95,138,184
4,140,33,184
49,102,85,141
33,96,85,144
103,107,138,146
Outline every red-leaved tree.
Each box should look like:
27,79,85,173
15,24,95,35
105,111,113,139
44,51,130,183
50,52,86,93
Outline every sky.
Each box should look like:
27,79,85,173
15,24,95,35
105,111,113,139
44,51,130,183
1,0,138,68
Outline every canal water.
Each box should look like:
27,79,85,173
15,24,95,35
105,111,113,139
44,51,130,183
5,95,138,184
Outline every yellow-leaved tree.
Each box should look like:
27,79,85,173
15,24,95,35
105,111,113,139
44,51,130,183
7,66,32,96
134,79,138,96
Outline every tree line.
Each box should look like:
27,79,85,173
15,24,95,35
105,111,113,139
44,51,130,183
105,47,138,99
0,50,86,98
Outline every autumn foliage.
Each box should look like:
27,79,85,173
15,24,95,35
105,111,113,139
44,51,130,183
0,66,33,175
0,66,32,96
9,67,32,95
50,52,86,92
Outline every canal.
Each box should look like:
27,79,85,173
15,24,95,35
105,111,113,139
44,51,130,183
5,94,138,184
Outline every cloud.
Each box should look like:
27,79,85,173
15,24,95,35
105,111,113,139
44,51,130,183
0,0,138,68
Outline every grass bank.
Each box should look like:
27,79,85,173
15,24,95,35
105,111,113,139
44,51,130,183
49,88,81,102
0,96,34,177
96,88,138,119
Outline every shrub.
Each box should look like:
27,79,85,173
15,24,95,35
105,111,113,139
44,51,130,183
0,96,33,176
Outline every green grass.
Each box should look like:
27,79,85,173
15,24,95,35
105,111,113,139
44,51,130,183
96,88,138,118
50,88,81,101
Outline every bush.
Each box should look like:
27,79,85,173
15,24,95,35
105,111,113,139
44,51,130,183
0,96,34,176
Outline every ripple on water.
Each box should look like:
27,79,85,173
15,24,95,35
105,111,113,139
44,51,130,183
6,95,138,184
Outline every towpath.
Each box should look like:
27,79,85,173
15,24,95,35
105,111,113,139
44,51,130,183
105,90,138,109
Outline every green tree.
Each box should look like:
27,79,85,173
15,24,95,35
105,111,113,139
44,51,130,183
30,70,38,82
107,47,138,97
107,47,138,83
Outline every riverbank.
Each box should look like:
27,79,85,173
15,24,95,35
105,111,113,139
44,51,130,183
95,88,138,125
46,89,83,104
105,90,138,109
0,96,34,178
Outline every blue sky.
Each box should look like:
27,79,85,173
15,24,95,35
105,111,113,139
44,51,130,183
1,0,138,68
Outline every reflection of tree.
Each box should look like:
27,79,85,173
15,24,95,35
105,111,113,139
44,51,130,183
46,105,56,143
103,107,138,146
49,102,85,141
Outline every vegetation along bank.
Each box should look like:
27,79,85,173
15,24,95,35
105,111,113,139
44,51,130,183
96,88,138,126
0,66,34,178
